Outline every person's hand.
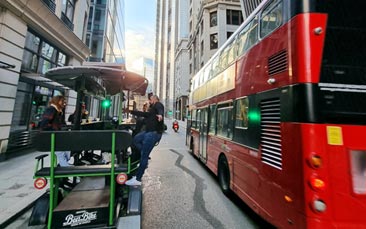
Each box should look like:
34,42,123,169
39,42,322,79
157,115,163,122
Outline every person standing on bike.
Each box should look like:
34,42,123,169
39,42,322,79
126,95,164,186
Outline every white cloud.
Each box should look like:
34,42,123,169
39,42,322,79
125,28,155,74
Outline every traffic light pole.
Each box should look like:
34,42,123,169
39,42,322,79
74,78,86,130
118,91,123,124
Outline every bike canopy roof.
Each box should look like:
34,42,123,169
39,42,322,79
45,65,148,96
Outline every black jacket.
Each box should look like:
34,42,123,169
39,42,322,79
131,102,164,133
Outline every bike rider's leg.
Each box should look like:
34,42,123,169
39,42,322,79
133,131,146,151
135,132,160,181
56,151,71,167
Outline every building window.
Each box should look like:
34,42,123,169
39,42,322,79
21,30,68,74
62,0,75,22
201,41,204,56
87,6,94,30
41,0,56,13
61,0,76,30
210,11,217,27
227,10,243,25
210,33,218,49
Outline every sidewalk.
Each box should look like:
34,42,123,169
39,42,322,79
0,150,47,227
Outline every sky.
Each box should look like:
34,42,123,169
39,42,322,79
124,0,157,75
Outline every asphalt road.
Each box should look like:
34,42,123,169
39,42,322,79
140,120,273,229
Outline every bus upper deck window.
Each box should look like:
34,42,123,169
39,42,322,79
260,1,283,38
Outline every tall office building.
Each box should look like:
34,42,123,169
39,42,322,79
84,0,126,119
0,0,90,158
155,0,243,118
86,0,125,63
174,0,190,120
155,0,177,116
130,57,155,110
188,0,243,76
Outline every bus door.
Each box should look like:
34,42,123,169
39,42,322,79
199,108,208,162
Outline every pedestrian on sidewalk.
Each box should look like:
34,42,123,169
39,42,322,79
39,95,71,167
126,95,165,186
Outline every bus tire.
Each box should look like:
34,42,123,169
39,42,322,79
218,155,231,196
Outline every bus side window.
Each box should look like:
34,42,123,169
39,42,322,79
209,104,217,135
233,97,249,145
235,97,249,129
192,109,197,129
217,103,233,139
219,38,237,71
237,16,259,56
260,0,283,38
227,41,237,65
237,24,250,57
197,109,201,130
219,48,229,71
244,18,259,52
210,55,220,77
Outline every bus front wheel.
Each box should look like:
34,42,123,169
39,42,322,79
218,155,231,196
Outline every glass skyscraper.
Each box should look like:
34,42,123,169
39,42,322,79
86,0,126,64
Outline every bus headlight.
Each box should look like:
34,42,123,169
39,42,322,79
312,199,326,213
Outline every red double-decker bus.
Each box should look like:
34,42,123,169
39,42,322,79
187,0,366,228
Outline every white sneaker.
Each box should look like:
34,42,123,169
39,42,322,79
125,176,141,186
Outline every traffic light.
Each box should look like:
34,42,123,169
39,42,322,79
102,99,111,108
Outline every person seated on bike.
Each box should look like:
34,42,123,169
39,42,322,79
39,95,71,167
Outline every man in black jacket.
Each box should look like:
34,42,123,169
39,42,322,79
126,95,164,186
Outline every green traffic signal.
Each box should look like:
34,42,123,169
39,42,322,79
102,99,111,108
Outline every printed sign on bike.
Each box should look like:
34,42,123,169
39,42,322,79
62,210,97,227
53,206,109,228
